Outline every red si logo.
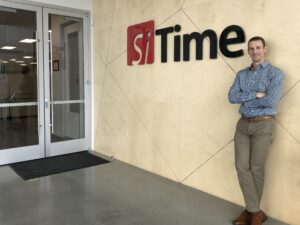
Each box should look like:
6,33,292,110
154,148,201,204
127,20,154,65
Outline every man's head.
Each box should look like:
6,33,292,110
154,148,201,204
248,36,267,65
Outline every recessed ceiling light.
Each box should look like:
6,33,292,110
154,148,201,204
19,39,36,43
1,46,16,50
10,59,16,61
23,56,33,59
2,61,9,63
16,61,24,63
30,62,37,64
20,64,27,66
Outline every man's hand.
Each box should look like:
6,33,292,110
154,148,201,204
256,92,266,98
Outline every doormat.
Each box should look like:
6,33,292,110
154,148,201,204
9,151,110,180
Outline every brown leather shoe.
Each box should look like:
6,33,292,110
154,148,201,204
251,210,268,225
233,210,251,225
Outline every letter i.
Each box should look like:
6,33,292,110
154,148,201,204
174,25,181,62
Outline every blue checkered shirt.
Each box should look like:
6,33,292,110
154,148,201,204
228,61,284,117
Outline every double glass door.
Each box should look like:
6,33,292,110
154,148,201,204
0,1,90,165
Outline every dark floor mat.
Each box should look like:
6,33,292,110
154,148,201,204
9,151,110,180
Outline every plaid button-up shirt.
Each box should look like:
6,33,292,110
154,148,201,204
228,61,284,117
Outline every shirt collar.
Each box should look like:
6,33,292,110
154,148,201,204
249,60,269,70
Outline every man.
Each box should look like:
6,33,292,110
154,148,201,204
228,36,284,225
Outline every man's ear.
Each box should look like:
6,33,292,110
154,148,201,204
264,46,267,54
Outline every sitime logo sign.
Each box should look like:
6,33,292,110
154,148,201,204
127,20,245,65
127,20,154,65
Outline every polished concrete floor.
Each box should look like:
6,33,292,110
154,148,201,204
0,155,288,225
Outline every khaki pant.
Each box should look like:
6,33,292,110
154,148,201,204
234,117,275,212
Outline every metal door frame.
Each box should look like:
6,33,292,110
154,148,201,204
0,0,45,165
0,0,91,164
43,8,91,157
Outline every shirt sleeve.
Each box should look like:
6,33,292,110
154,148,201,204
228,72,257,104
244,69,284,108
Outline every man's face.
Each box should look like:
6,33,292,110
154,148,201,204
248,40,267,64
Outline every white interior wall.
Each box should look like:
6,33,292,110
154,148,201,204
28,0,92,11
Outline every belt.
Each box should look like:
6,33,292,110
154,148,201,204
242,115,274,122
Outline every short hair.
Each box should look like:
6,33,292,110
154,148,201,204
248,36,266,47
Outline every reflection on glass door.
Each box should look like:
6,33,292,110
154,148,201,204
0,7,38,149
48,14,84,142
0,2,44,165
44,9,88,156
0,3,89,164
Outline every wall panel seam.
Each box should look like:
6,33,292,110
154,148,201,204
94,68,108,144
105,0,117,64
94,47,106,64
181,9,238,75
107,50,126,66
181,139,233,183
107,69,180,181
275,119,300,144
280,79,300,100
181,0,187,9
156,8,182,28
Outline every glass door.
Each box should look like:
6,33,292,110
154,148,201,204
0,2,90,164
43,9,90,156
0,1,44,164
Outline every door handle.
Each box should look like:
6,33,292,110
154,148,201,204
45,97,49,108
36,30,41,135
48,30,54,133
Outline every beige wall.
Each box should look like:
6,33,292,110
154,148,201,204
92,0,300,224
